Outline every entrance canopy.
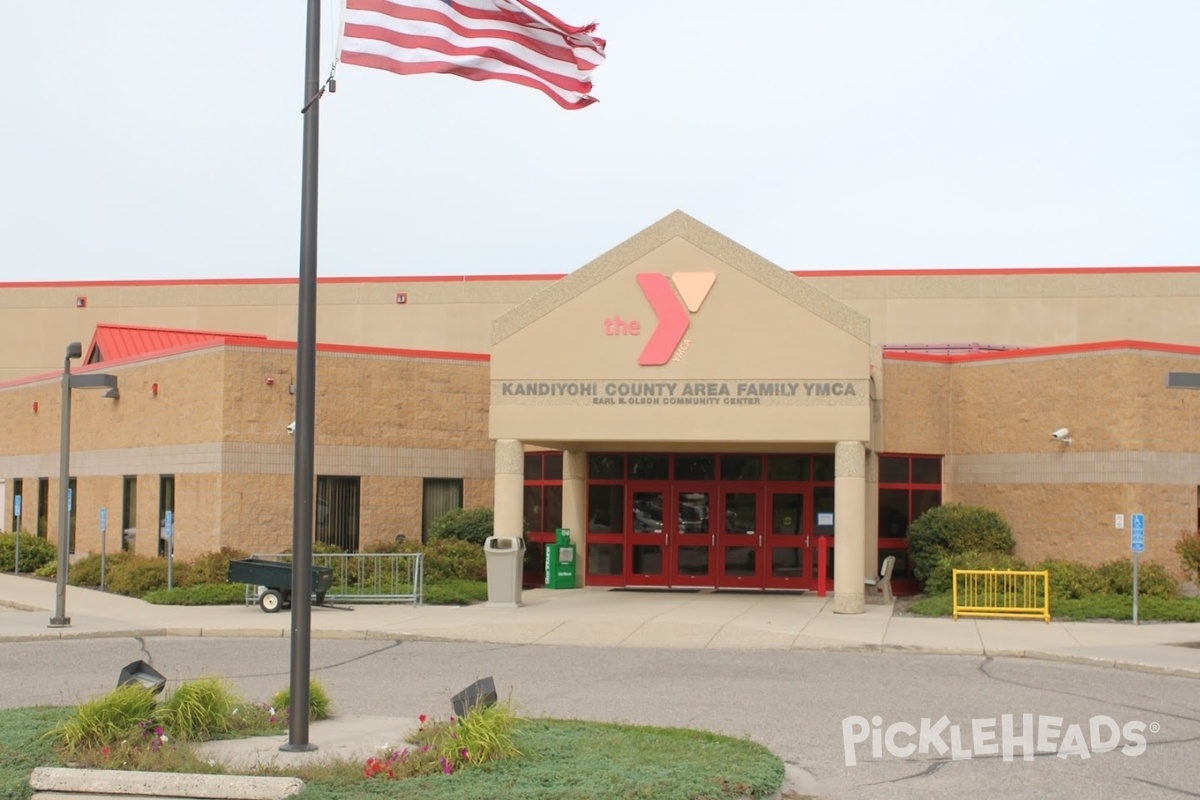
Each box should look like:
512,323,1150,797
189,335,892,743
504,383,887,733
490,211,875,448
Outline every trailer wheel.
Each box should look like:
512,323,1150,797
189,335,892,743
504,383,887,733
259,589,283,613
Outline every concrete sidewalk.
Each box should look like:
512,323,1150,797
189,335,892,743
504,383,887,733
2,572,1199,677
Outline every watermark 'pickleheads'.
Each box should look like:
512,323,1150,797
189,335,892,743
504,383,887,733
842,714,1154,766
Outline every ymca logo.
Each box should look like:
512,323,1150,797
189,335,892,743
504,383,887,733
636,272,716,365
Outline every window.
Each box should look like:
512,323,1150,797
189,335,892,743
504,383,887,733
523,453,562,538
11,478,21,534
158,475,175,557
37,478,48,539
318,476,361,551
720,455,762,481
878,455,943,584
588,454,624,480
421,478,462,544
122,476,137,552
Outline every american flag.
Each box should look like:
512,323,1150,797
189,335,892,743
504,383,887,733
340,0,606,110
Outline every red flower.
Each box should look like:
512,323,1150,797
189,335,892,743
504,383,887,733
418,713,427,724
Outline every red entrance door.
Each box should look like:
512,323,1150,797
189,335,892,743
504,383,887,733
626,486,669,586
669,486,715,586
765,489,812,589
716,489,763,588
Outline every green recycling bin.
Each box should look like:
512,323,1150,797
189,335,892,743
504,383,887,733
545,530,577,589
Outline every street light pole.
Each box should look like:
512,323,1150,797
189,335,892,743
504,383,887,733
50,342,82,628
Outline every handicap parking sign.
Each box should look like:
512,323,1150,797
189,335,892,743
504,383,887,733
1131,513,1145,553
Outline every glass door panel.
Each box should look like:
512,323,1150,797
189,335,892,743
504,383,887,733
670,486,714,586
627,487,668,586
718,490,762,587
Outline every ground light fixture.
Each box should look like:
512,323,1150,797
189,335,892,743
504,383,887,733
117,660,166,695
451,676,498,718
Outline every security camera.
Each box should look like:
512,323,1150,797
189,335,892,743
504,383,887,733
1051,428,1071,443
286,421,296,436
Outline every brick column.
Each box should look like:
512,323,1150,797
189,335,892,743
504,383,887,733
834,440,866,614
492,439,525,538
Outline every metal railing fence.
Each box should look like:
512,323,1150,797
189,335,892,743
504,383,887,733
952,569,1050,623
242,551,424,606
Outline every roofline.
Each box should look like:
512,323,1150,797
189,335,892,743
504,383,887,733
0,338,488,390
883,339,1200,364
91,322,270,340
796,265,1200,277
0,274,564,289
6,264,1200,289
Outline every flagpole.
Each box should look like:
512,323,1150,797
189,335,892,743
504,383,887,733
282,0,321,753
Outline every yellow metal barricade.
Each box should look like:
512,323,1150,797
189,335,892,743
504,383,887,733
952,569,1050,623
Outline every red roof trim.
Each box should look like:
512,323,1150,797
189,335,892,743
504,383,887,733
795,265,1200,277
226,337,490,362
93,322,268,338
1,274,564,289
0,335,489,390
7,266,1200,289
884,340,1200,364
85,324,268,364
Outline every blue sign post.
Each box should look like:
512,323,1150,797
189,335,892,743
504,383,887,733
1131,513,1144,624
99,507,108,591
164,511,175,590
12,496,20,574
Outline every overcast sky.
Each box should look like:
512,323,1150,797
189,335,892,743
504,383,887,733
2,1,1198,283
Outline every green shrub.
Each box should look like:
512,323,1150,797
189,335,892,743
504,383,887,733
429,507,494,546
272,678,332,722
428,700,521,769
423,539,487,582
1176,530,1200,583
0,531,56,574
142,583,247,605
424,578,488,605
363,538,408,554
34,561,57,578
180,547,249,587
1097,558,1179,599
907,503,1016,587
106,555,169,597
1036,559,1108,600
162,677,241,741
51,684,159,755
923,550,1028,595
66,551,134,588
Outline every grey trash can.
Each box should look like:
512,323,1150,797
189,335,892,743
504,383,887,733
483,536,525,608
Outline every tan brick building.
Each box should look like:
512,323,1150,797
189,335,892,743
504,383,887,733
0,331,491,561
3,211,1198,608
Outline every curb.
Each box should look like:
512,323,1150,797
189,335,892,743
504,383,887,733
1,626,1197,680
30,767,303,800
